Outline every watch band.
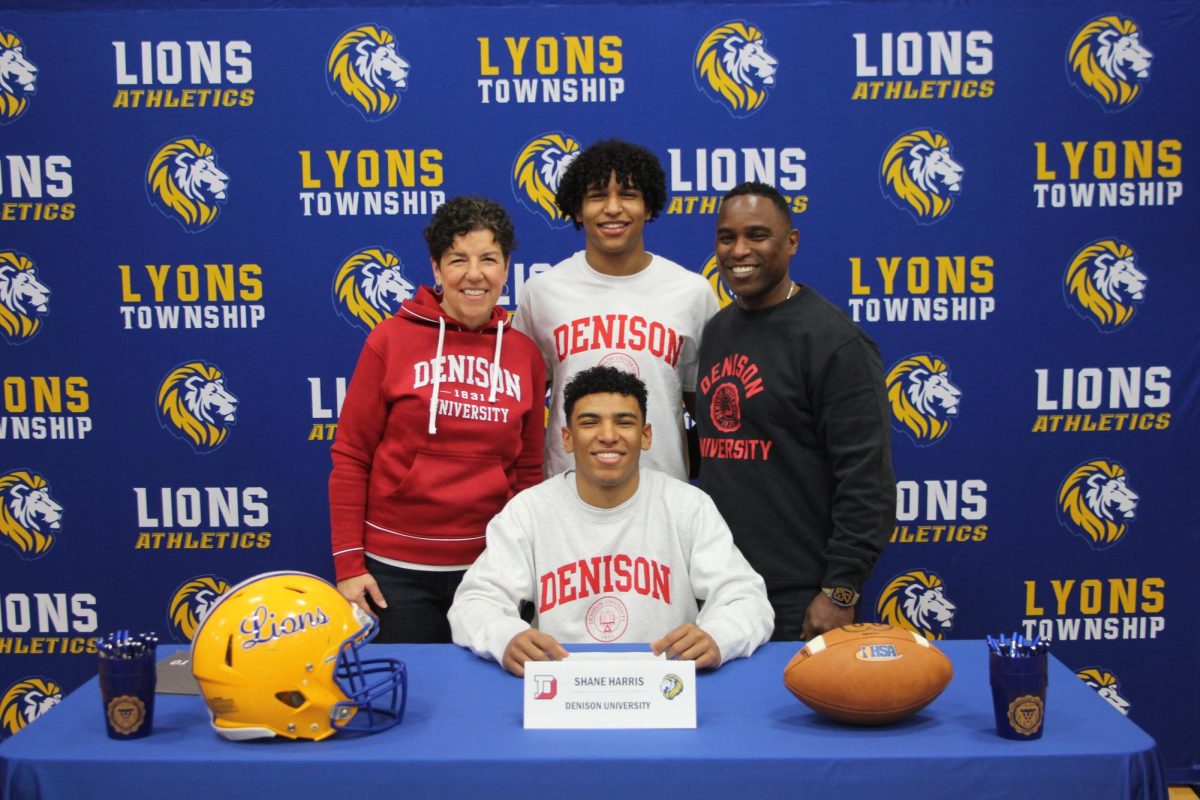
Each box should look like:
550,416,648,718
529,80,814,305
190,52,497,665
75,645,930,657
822,586,860,608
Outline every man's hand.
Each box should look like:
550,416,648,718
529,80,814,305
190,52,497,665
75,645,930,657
800,592,854,640
651,623,721,670
503,629,568,677
337,574,386,615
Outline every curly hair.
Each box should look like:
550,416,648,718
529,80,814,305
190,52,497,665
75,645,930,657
423,196,517,261
554,140,667,227
564,366,648,422
721,181,791,222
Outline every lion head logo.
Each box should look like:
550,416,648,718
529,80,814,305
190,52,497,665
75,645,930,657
1076,667,1131,715
512,132,581,228
881,130,964,224
146,137,230,233
0,250,50,345
1064,239,1147,333
1,677,62,737
700,254,734,309
327,24,410,121
693,21,778,118
0,30,37,125
168,575,231,642
156,360,239,453
1057,458,1138,549
886,354,962,446
876,570,956,640
1067,14,1152,111
333,247,414,333
0,469,62,560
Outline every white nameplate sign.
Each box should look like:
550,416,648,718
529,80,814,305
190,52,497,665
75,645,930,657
523,652,696,729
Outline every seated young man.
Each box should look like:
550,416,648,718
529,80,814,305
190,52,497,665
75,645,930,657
449,366,773,676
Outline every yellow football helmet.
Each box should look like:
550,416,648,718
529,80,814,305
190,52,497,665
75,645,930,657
191,571,406,741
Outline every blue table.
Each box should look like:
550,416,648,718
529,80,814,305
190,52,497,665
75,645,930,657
0,641,1166,800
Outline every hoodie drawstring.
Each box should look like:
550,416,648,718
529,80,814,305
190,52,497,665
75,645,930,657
427,316,446,435
488,319,504,403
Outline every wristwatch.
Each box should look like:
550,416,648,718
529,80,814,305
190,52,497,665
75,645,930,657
822,586,860,608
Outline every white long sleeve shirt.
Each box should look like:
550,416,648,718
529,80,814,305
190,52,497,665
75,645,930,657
449,469,774,667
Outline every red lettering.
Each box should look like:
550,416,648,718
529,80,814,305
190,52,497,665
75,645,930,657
592,316,614,350
634,557,652,596
579,556,601,598
553,324,569,362
614,554,632,592
647,322,665,358
569,318,588,355
557,562,578,604
627,316,646,350
653,563,671,603
539,571,557,612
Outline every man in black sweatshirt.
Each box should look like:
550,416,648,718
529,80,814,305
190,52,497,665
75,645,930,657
696,181,895,641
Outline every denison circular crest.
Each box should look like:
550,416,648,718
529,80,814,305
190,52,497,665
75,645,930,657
585,595,629,642
710,383,741,432
598,352,640,378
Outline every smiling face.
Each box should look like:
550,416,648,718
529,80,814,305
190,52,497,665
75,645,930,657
562,391,652,508
578,173,651,274
433,229,510,329
715,193,798,310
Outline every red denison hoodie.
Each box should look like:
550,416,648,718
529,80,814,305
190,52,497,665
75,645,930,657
330,286,546,579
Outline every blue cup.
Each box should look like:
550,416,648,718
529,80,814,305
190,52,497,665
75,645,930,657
988,651,1047,740
98,652,156,739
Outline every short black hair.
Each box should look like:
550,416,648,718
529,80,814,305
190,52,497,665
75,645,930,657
721,181,792,223
424,195,516,261
563,366,648,422
555,140,667,228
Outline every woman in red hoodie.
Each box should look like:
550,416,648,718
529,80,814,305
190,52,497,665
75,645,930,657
330,196,546,642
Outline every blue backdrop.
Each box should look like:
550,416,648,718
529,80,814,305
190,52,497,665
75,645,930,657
0,0,1196,780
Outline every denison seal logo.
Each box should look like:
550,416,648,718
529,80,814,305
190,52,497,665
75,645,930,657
1057,458,1138,550
693,21,778,118
885,353,961,446
512,132,581,228
881,129,964,224
156,360,239,453
333,246,415,333
1067,14,1152,112
709,383,741,433
327,24,410,122
146,137,230,233
1,677,62,738
597,352,639,378
0,250,50,345
167,574,231,642
1064,239,1147,333
875,569,957,641
0,29,38,125
584,595,629,642
0,468,62,560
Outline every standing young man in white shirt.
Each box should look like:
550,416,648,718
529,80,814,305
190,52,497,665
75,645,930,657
513,140,718,480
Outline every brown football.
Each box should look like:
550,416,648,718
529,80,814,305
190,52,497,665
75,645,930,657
783,623,953,725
